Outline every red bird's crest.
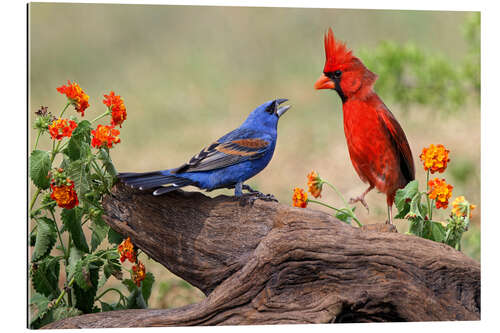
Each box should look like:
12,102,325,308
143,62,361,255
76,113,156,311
323,28,354,72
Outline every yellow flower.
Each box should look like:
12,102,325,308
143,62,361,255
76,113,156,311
451,196,476,218
428,178,453,209
307,171,323,198
420,144,450,174
292,187,308,208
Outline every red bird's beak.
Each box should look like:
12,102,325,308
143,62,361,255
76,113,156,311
314,73,335,90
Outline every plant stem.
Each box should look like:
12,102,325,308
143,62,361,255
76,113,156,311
308,199,363,227
425,170,432,220
34,130,42,150
91,110,110,124
49,209,68,263
95,288,126,302
322,181,349,207
59,102,71,118
54,276,75,308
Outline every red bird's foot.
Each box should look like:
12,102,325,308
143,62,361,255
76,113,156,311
349,195,370,213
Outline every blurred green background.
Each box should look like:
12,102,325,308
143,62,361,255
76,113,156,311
29,3,480,309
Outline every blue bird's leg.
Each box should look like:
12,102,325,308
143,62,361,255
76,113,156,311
234,182,243,197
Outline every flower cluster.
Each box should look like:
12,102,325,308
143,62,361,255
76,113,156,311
118,237,147,287
48,118,77,140
307,171,323,198
292,187,308,208
428,178,453,209
132,261,146,287
451,196,476,218
91,124,121,149
118,237,136,263
103,91,127,128
50,178,79,209
420,144,450,174
57,80,90,116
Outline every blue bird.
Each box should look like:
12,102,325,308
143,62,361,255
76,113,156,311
118,98,291,198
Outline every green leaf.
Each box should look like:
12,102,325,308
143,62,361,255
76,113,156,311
74,259,92,290
30,150,51,189
61,208,89,253
107,228,124,245
126,289,147,309
67,247,83,279
394,180,420,219
430,221,446,243
29,293,51,326
90,215,109,251
32,217,57,262
31,256,60,299
52,306,82,322
141,272,155,305
73,266,99,313
122,279,137,293
335,208,353,225
97,148,118,177
66,159,91,200
64,120,92,160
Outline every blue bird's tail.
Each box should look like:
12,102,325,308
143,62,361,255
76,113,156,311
117,171,195,196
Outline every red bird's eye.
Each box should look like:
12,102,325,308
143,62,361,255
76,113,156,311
333,70,342,78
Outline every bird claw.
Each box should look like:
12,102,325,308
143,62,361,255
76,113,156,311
236,192,279,206
349,196,370,213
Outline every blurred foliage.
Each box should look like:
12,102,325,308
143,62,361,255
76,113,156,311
449,158,477,186
360,13,480,113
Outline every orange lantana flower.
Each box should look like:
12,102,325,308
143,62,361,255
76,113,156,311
420,144,450,174
48,118,77,140
103,91,127,127
118,237,136,263
307,171,323,198
428,178,453,209
451,196,476,218
132,261,146,287
57,81,90,116
292,187,308,208
91,124,121,148
50,179,79,209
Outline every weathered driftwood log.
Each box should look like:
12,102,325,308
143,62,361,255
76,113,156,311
45,182,480,328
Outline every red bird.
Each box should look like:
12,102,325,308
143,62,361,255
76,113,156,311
314,28,415,224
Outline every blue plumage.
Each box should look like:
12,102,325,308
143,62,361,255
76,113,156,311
118,99,290,196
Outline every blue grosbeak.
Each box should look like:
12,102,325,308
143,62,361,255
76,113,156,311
118,98,290,198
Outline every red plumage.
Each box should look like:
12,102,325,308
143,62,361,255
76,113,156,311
315,28,415,223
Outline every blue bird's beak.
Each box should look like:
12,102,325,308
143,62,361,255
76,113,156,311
275,98,291,118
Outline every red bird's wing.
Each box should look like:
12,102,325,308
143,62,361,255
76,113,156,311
376,106,415,184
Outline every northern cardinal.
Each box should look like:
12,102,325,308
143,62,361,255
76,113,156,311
314,28,415,224
119,99,290,198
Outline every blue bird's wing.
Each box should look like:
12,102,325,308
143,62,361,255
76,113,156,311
172,128,272,173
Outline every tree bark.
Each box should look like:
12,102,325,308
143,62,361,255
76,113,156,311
44,183,480,328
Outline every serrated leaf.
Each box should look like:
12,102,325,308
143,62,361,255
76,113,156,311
32,217,57,262
66,160,91,200
335,208,353,225
31,256,60,299
29,293,51,325
30,150,51,189
430,221,446,242
97,148,118,177
64,120,92,160
61,208,89,253
74,259,92,290
141,272,155,305
67,247,83,278
107,228,123,245
122,279,138,293
52,306,82,322
73,266,99,313
126,289,147,309
90,215,109,251
394,180,420,219
408,192,425,220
